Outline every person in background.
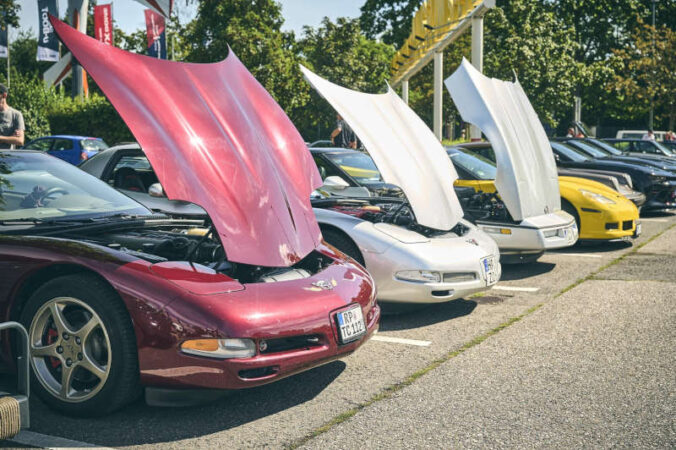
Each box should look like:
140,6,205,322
330,114,357,149
664,131,675,142
566,127,575,138
642,129,655,141
0,83,24,149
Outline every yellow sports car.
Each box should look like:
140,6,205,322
448,147,640,241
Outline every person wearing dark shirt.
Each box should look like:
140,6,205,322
330,114,357,149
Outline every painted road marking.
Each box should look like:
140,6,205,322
492,285,540,293
371,335,432,347
9,430,111,449
552,253,603,258
640,218,669,222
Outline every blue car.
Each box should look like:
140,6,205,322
22,135,109,165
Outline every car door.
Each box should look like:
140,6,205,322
49,138,79,164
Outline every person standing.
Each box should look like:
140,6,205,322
330,114,357,149
642,129,655,141
0,84,24,149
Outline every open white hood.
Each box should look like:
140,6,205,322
445,59,560,221
301,65,463,231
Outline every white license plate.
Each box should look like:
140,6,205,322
336,305,366,344
482,256,499,286
635,222,642,237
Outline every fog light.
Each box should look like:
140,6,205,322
259,340,268,352
395,270,441,283
181,338,256,359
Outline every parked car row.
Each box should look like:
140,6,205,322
0,19,672,419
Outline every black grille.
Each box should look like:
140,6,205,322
605,222,619,230
259,335,322,354
622,220,633,230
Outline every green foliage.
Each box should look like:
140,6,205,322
48,94,133,145
0,0,21,28
359,0,419,46
295,17,395,140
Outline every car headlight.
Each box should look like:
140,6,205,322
181,338,256,359
579,189,615,204
395,270,441,283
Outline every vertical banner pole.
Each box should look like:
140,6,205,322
433,51,443,141
401,79,409,105
470,15,484,140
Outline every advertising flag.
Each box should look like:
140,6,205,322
133,0,173,18
145,9,167,59
37,0,60,61
94,4,114,46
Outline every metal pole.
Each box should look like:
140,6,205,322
433,51,443,141
6,27,9,89
470,15,484,140
401,79,409,104
649,0,655,129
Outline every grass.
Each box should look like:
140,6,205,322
286,222,675,449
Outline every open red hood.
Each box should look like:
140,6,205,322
51,16,322,267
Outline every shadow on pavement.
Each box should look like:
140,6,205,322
499,261,556,281
28,360,346,446
551,240,633,254
379,299,477,332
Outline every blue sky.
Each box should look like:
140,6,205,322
16,0,365,39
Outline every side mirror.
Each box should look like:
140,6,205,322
148,183,165,197
323,176,350,190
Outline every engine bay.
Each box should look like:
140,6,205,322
454,187,517,224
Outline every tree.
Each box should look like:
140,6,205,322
359,0,419,46
184,0,309,120
0,0,21,28
607,21,676,129
295,17,395,140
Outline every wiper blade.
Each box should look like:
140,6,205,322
0,217,93,226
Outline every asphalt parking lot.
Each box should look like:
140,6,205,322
7,212,676,449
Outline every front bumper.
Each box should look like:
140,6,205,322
578,203,640,241
363,231,501,303
477,212,578,255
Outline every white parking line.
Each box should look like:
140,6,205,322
492,285,540,293
371,335,432,347
9,430,110,449
640,218,668,222
552,253,603,258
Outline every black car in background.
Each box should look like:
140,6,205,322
603,138,675,159
551,141,676,212
557,138,676,172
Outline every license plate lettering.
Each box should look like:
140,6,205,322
336,305,366,344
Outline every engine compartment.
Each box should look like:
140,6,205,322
454,187,517,224
82,226,333,284
313,197,470,238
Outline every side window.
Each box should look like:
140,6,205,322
25,139,52,151
80,139,109,151
313,156,335,181
107,155,154,192
52,139,74,151
635,141,656,153
612,141,629,151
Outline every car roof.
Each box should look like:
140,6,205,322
32,135,101,140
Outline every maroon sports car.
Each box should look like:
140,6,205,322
0,18,379,416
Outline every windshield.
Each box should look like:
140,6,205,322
653,141,674,156
325,152,383,184
585,138,622,156
551,142,590,162
0,152,150,222
567,140,607,158
447,149,497,180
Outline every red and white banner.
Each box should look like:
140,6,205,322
144,9,167,59
94,4,113,46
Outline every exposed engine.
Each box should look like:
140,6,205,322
315,198,470,237
454,187,516,224
82,226,333,284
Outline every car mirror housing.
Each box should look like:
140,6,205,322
323,176,350,190
149,183,165,197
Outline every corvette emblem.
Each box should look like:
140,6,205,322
312,280,334,290
466,238,479,246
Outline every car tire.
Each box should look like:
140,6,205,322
561,198,580,233
321,228,365,266
19,274,140,416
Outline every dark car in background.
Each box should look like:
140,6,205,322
603,138,675,159
551,141,676,212
557,138,676,172
23,135,108,165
